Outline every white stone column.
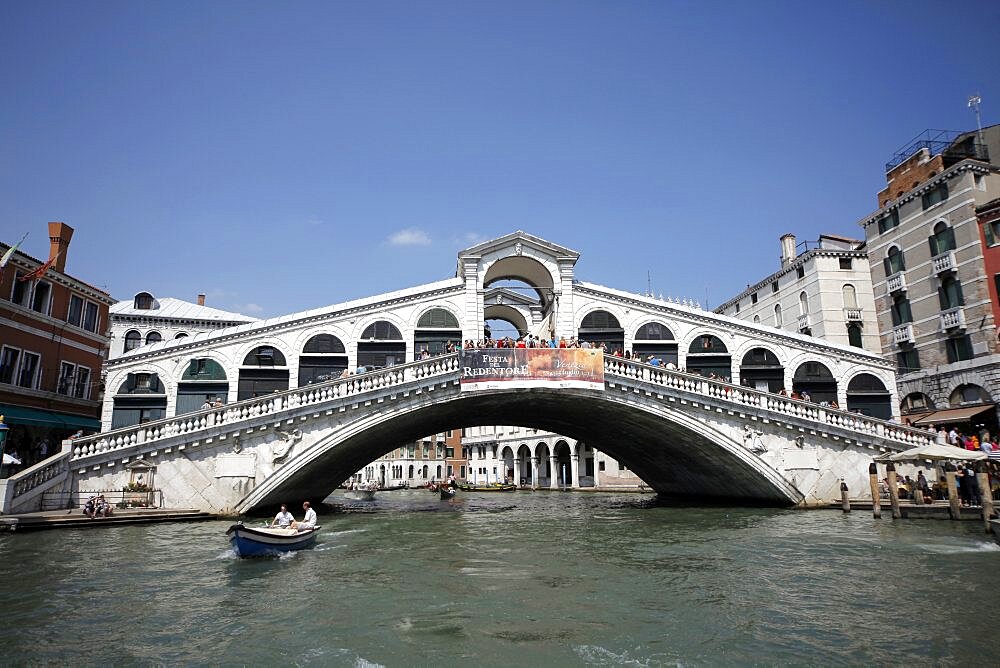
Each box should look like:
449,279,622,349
570,454,580,489
530,456,539,489
549,455,559,488
513,457,521,485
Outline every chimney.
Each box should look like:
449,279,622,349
197,293,206,306
779,233,796,268
48,222,74,273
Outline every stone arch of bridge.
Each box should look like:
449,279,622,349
483,304,530,337
481,254,556,308
235,387,803,513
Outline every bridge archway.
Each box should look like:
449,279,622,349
414,307,462,356
846,373,892,419
236,386,803,513
176,357,228,415
792,361,837,404
686,334,732,379
356,320,405,369
482,254,555,308
483,304,529,339
632,321,678,365
298,334,348,386
739,347,784,393
578,309,625,352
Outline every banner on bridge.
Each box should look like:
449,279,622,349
459,349,604,392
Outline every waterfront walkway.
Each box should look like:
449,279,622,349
0,507,215,532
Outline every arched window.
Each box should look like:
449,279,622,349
124,330,142,352
359,321,405,368
798,292,809,316
632,321,677,365
242,346,287,366
686,334,731,378
740,347,783,392
949,384,990,407
175,332,188,339
929,221,956,256
177,359,229,415
774,304,783,328
884,246,906,275
145,331,162,345
111,372,166,428
842,284,858,309
133,292,155,310
238,346,289,399
578,310,624,351
361,321,403,340
753,315,761,324
901,392,934,414
846,373,891,419
417,308,459,329
303,334,346,354
792,361,837,404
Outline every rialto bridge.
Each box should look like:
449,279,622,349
1,232,932,514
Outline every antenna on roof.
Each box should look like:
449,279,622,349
646,270,652,298
969,93,984,146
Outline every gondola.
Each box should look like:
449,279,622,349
456,482,517,492
226,522,320,558
439,485,457,500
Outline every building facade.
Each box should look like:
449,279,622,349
858,125,1000,429
0,223,114,469
355,432,451,487
715,233,880,355
108,292,257,359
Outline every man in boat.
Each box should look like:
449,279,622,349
291,501,317,531
270,503,294,528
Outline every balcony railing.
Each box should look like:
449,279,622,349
940,307,966,330
844,308,863,322
797,314,810,331
886,272,906,293
932,250,957,274
892,323,915,345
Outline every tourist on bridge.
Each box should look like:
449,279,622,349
270,504,294,528
291,501,317,531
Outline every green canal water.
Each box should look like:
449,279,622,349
1,491,998,665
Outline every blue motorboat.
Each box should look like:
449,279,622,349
226,522,320,557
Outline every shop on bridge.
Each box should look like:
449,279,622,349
238,346,290,400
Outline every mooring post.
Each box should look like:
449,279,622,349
977,461,994,533
840,479,850,513
886,462,902,519
868,462,881,519
945,462,961,521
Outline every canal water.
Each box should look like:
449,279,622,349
1,491,997,665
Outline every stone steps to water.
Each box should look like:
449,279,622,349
0,508,216,532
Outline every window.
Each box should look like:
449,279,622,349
883,246,905,275
839,258,852,270
10,273,29,306
17,351,40,388
133,292,154,309
124,330,142,352
599,461,606,471
753,315,761,324
30,281,51,314
145,331,162,345
847,323,863,348
74,366,91,399
67,295,83,326
796,265,805,279
446,430,453,438
175,332,188,339
877,210,899,234
985,219,1000,247
771,281,778,294
946,335,974,363
774,304,782,327
798,291,809,316
83,301,99,333
938,276,965,310
842,284,858,309
890,295,912,326
360,321,403,340
922,182,949,209
734,302,740,314
417,308,460,329
896,348,919,373
950,384,989,406
57,362,76,395
750,293,758,305
928,222,956,256
0,346,20,384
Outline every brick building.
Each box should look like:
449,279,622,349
0,223,114,471
858,125,1000,429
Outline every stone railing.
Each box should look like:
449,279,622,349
844,308,863,322
892,323,915,345
885,272,906,294
932,250,957,274
71,355,461,463
0,448,72,514
940,307,966,331
602,357,932,448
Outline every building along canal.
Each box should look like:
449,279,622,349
1,491,996,665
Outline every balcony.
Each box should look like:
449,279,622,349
940,307,966,331
844,308,863,322
886,272,906,293
797,314,810,331
892,324,915,345
932,250,957,274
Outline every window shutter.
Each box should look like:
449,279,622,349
149,373,160,393
125,372,135,393
986,222,996,247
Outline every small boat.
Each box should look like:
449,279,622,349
456,483,517,492
226,522,320,558
380,484,408,492
345,488,377,501
440,485,457,500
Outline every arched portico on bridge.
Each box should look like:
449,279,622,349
235,385,803,514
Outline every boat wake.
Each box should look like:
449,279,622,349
920,540,1000,554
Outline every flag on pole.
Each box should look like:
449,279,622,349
0,233,28,270
17,250,60,283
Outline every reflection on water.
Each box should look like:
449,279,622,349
1,490,997,665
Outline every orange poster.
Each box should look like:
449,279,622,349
460,349,604,391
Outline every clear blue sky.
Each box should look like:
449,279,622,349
2,1,997,317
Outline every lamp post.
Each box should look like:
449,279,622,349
0,415,8,478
